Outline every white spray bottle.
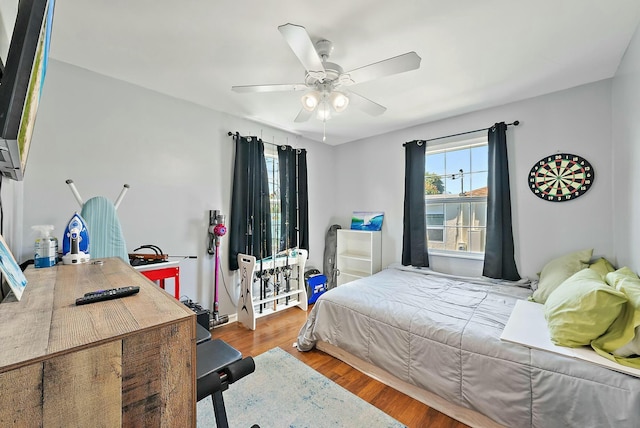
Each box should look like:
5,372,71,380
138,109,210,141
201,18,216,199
32,225,58,268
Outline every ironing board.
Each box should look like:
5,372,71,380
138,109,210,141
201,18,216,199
80,196,129,262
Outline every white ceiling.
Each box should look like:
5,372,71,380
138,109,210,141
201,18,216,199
48,0,640,145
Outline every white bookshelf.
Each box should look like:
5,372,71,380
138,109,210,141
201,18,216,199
336,229,381,286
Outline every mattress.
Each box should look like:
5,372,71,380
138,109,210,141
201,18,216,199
297,264,640,428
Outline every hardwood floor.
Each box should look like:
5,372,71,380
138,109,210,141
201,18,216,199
212,306,469,428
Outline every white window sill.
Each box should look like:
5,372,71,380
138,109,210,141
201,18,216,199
429,249,484,261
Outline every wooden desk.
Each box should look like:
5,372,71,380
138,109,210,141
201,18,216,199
0,257,196,427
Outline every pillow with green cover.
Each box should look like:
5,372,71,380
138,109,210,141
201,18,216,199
589,257,616,279
544,268,627,347
605,266,638,288
531,248,593,304
592,268,640,368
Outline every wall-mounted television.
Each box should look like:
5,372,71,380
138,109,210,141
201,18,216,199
0,0,55,181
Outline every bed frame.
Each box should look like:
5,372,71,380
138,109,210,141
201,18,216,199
316,340,505,428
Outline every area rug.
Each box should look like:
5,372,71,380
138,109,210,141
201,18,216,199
197,346,406,427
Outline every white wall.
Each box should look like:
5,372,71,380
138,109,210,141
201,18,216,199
334,80,614,279
14,43,634,312
612,21,640,271
0,0,16,61
20,59,335,317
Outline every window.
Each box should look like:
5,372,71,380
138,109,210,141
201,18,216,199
425,134,488,254
426,204,444,242
264,146,281,254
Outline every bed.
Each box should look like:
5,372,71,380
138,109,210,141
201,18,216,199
296,264,640,428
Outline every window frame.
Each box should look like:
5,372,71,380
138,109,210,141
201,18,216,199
424,133,488,259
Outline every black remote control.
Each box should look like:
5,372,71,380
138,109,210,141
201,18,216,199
76,286,140,305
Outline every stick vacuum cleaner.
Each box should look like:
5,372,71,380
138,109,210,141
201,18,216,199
208,210,228,327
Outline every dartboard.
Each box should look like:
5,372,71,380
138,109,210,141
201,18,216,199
528,153,594,202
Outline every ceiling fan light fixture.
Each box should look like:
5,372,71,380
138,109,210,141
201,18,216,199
329,91,349,113
316,102,332,121
301,91,320,111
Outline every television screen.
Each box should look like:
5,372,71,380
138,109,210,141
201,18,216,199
0,0,54,181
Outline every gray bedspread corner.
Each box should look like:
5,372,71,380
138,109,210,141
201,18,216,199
296,265,640,428
296,310,317,352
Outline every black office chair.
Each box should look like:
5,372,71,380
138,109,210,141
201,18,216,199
195,324,258,428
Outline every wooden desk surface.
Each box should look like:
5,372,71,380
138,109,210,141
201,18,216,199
0,257,194,373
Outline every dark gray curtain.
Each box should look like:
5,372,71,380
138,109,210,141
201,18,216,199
278,145,296,251
402,140,429,267
297,149,310,252
229,135,272,271
277,146,309,252
482,123,520,280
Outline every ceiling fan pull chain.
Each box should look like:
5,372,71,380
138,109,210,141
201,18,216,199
323,120,327,142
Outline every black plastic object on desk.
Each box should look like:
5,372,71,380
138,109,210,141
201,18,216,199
75,286,140,305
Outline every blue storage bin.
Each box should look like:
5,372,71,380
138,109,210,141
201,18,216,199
307,274,327,304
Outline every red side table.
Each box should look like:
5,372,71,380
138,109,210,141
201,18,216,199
134,260,180,299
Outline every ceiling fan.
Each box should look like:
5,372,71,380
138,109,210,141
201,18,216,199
232,23,422,124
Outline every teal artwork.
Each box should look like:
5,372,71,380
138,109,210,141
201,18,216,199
0,234,28,300
351,212,384,231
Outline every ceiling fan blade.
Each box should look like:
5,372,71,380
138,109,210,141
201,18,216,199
232,83,308,93
347,91,387,116
344,52,421,85
278,23,326,77
294,108,313,123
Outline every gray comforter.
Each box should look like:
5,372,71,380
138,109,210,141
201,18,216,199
297,265,640,428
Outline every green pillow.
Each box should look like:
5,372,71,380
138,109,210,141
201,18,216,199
544,268,627,347
605,266,639,288
592,270,640,368
589,257,616,279
531,248,593,304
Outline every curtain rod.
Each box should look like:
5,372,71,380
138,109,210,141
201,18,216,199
227,131,305,149
402,120,520,146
